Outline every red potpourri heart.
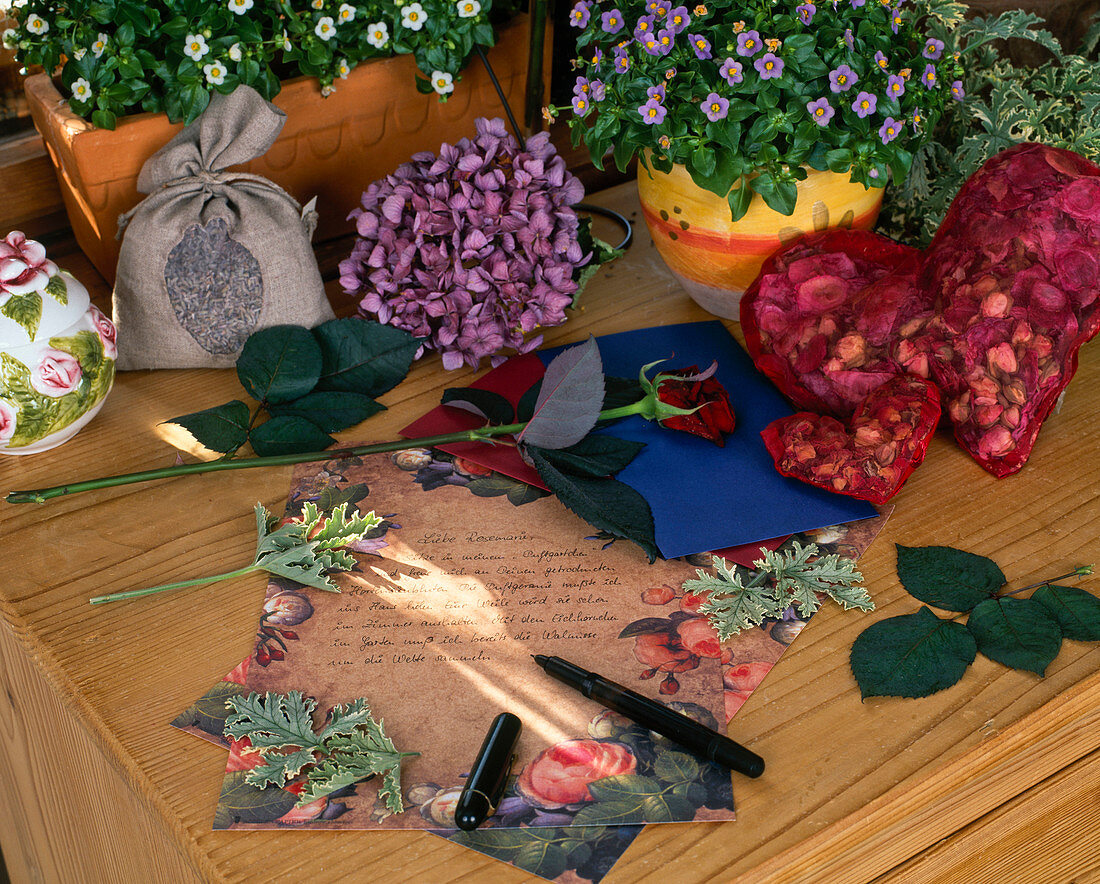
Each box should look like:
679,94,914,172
742,143,1100,499
761,375,942,505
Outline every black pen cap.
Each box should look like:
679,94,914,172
454,712,522,831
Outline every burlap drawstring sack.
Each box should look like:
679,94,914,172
112,85,334,370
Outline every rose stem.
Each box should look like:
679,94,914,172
89,563,260,605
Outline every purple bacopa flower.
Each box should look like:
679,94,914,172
634,13,656,41
890,7,902,33
571,94,590,116
573,76,590,97
590,79,606,101
736,29,762,56
796,2,815,24
923,37,944,59
874,50,888,71
655,27,675,55
719,57,744,85
806,96,834,126
646,82,666,102
843,28,854,49
667,5,690,32
613,46,631,73
701,91,729,120
950,79,965,101
569,0,591,28
689,32,711,59
341,118,589,371
829,63,857,93
922,63,937,89
850,0,865,7
755,52,783,79
601,8,625,32
878,116,901,144
639,98,667,124
886,73,905,98
851,90,877,117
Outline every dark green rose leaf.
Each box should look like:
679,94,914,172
526,447,658,562
249,415,334,457
671,781,708,805
587,774,661,802
967,597,1063,676
641,794,697,822
519,337,605,449
530,435,646,478
507,482,548,506
896,544,1005,612
850,606,977,699
237,325,322,405
1032,585,1100,641
212,772,298,828
313,318,420,397
166,400,251,454
267,391,384,433
601,374,644,412
516,378,543,422
440,387,515,425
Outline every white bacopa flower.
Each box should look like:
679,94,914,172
337,57,350,79
71,77,92,102
366,21,388,47
71,46,87,60
183,34,209,61
228,42,242,61
2,29,18,49
92,32,108,57
338,2,355,22
25,13,48,35
311,0,323,8
456,0,480,17
228,0,253,13
314,16,336,39
281,30,292,51
321,83,335,96
431,70,454,95
401,3,427,30
203,62,227,85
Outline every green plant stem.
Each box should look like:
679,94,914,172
89,563,260,605
996,566,1094,599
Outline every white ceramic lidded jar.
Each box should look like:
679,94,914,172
0,231,116,454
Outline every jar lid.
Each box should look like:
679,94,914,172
0,233,90,347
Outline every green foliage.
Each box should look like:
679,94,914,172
693,541,870,641
850,545,1098,699
7,0,504,126
1,292,43,340
223,691,416,817
166,317,419,457
558,0,961,215
881,10,1100,244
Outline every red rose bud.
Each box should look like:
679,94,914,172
654,364,737,445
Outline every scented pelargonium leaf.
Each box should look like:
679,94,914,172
850,606,978,699
237,325,323,405
166,399,251,454
519,337,605,449
1032,585,1100,641
691,557,775,640
966,597,1063,676
896,544,1005,612
757,541,871,618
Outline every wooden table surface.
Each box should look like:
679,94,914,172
1,181,1099,884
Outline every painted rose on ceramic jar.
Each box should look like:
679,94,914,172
0,231,115,454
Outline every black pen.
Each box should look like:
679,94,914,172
454,712,522,830
532,654,764,778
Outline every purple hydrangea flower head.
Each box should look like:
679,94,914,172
874,50,888,70
569,1,592,28
601,8,625,32
639,98,667,124
886,73,905,98
806,96,834,126
950,79,965,101
736,29,762,56
852,90,877,117
923,37,944,59
829,64,857,93
634,14,656,41
922,63,937,89
341,118,588,370
701,92,729,120
667,5,690,32
689,32,712,59
719,57,744,85
796,3,815,25
755,52,783,79
878,116,901,144
590,79,606,101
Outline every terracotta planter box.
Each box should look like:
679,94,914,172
25,18,543,283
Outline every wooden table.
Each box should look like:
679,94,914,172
1,182,1098,884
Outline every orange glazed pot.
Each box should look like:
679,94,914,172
24,17,543,284
637,160,884,319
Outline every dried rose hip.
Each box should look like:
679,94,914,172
742,143,1100,479
761,375,942,504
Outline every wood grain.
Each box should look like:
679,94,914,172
0,182,1098,883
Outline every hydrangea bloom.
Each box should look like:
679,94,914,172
340,119,590,370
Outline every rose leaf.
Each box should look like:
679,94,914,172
528,435,646,478
896,544,1006,612
440,387,516,425
237,324,323,405
313,317,421,397
267,391,384,433
1032,585,1100,641
966,597,1063,676
165,399,251,454
518,337,605,449
248,415,335,457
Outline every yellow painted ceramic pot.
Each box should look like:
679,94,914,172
637,161,884,319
